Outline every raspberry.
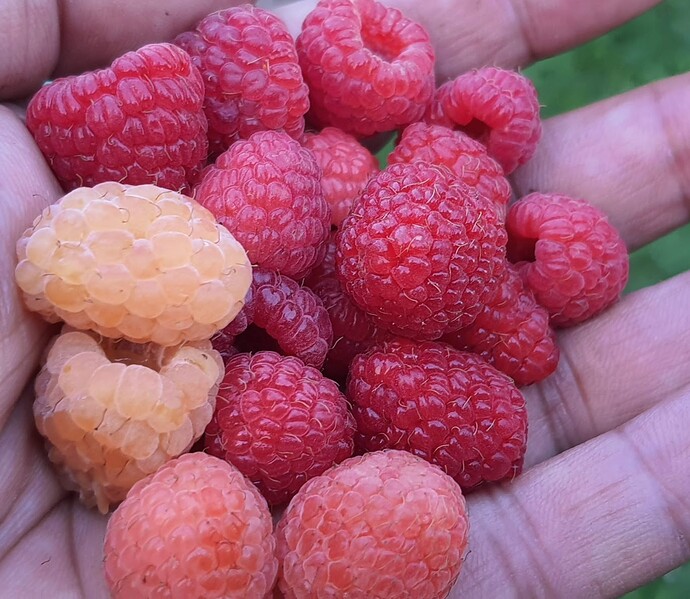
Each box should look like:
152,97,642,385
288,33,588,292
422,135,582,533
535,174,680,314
26,43,208,192
426,67,541,174
205,351,356,505
276,450,469,599
348,339,528,490
296,0,436,137
15,182,252,346
389,122,511,214
311,276,387,381
33,328,223,513
303,230,337,286
194,131,330,279
104,453,277,598
506,193,630,327
303,127,379,226
175,5,309,155
233,269,333,369
336,162,507,340
212,287,254,363
442,264,560,386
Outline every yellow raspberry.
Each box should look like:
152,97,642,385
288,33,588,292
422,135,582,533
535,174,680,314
33,327,224,513
15,182,252,345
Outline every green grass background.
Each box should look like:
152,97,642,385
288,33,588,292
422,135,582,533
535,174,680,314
526,1,690,596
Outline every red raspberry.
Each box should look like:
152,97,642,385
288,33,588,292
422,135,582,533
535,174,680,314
236,269,333,369
442,264,559,386
104,453,277,598
303,230,337,286
195,131,330,279
212,286,254,363
296,0,436,137
311,276,387,381
348,339,528,490
276,450,469,599
507,193,630,328
26,44,207,192
336,162,507,340
175,5,309,155
205,351,356,505
426,67,541,174
303,127,379,226
389,122,511,214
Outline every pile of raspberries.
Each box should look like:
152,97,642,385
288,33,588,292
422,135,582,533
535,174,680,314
16,1,629,597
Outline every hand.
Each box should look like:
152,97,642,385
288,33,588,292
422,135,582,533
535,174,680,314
0,0,688,597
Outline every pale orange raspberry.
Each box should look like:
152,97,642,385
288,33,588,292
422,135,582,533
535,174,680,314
34,328,224,513
276,450,469,598
15,182,252,346
104,452,278,599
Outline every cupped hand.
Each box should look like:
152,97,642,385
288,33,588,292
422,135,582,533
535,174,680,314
1,0,688,597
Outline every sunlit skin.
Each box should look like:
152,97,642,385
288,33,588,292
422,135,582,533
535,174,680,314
0,0,688,596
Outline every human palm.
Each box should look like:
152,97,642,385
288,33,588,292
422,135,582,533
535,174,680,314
1,0,688,596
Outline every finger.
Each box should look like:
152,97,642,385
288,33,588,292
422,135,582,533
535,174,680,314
270,0,660,80
0,106,61,425
513,72,690,251
454,387,690,598
523,270,690,467
0,0,252,100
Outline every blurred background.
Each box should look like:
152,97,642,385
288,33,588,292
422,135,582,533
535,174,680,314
526,1,690,596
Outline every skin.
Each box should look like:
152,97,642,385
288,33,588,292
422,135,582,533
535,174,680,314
0,0,688,596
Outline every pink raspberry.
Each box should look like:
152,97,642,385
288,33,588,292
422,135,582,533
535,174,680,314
195,130,330,279
175,5,309,155
348,339,528,490
389,122,511,213
442,264,560,386
212,286,254,364
426,67,541,174
234,269,333,370
303,127,379,226
26,43,208,192
205,351,356,505
507,193,630,327
276,450,469,599
336,162,507,340
104,453,277,598
296,0,436,137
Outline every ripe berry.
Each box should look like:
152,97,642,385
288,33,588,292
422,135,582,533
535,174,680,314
205,351,356,505
194,130,330,279
348,339,528,490
442,264,560,386
104,453,277,598
296,0,436,137
26,43,208,192
276,450,469,599
311,276,387,382
427,67,541,174
34,328,223,512
234,269,334,369
175,5,309,155
507,193,630,327
336,161,507,340
303,229,337,287
303,127,379,227
389,122,511,214
14,182,253,346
